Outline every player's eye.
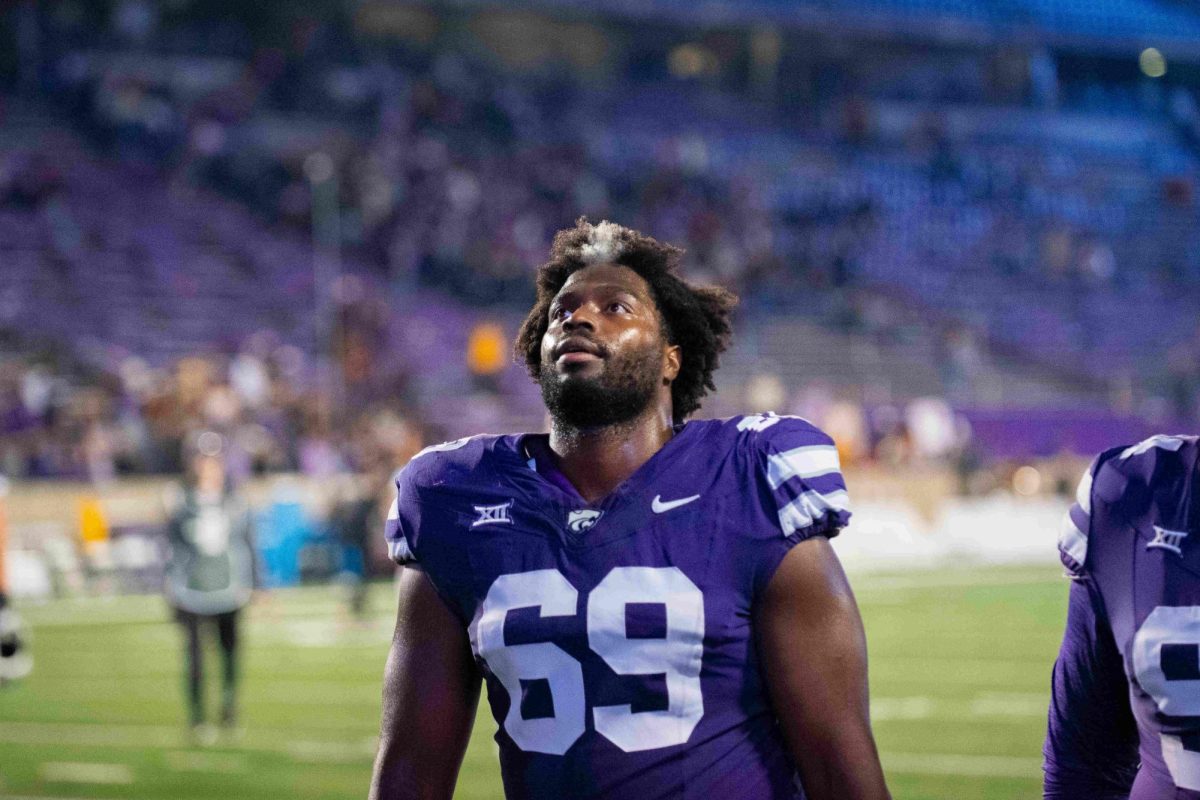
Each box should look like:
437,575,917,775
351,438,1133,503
550,306,568,321
607,302,629,314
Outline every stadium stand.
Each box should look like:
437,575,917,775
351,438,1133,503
1,0,1198,482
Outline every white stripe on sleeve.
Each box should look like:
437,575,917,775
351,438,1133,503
1074,470,1092,515
388,536,415,564
767,445,842,490
776,489,851,536
1058,511,1088,567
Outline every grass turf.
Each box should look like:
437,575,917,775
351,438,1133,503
0,563,1068,799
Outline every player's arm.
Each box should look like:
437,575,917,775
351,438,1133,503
757,536,891,800
369,566,481,800
1042,577,1138,799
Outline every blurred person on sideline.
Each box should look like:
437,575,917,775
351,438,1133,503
1045,434,1200,798
329,471,381,624
164,431,260,742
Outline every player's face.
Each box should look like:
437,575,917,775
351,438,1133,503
539,264,677,429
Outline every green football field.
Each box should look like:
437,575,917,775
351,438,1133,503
0,563,1067,800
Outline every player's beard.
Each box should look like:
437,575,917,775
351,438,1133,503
540,341,663,432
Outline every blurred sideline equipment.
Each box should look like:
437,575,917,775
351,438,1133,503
1045,434,1200,798
0,474,32,684
0,590,32,685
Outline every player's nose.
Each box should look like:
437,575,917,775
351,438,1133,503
561,304,597,332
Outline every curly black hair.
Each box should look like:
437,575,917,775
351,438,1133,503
514,218,738,422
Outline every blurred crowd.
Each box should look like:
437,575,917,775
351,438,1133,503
0,335,424,483
0,1,1198,483
31,5,1196,288
30,3,1200,348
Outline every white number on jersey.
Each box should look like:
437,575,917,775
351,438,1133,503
474,567,705,755
477,570,587,755
589,567,705,751
1132,605,1200,790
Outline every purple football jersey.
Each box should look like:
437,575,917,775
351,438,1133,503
1046,435,1200,799
385,414,851,800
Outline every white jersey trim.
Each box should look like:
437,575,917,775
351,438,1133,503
388,536,415,564
777,489,850,536
1058,511,1088,567
766,445,842,490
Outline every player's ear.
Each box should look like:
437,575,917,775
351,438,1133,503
663,344,681,383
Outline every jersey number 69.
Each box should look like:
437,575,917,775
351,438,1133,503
474,567,705,755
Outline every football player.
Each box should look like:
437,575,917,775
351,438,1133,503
371,220,891,800
1045,434,1200,799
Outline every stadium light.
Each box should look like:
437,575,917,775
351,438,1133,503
1140,47,1167,78
1012,465,1042,496
668,44,717,79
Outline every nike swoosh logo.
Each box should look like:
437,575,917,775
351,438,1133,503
651,494,701,513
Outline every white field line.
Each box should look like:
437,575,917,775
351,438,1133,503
286,740,377,764
8,725,1045,780
21,606,348,629
258,620,390,649
19,610,168,628
872,656,1053,678
16,595,357,628
20,680,382,705
162,750,248,774
851,570,1062,593
0,721,377,763
969,692,1051,718
871,694,1046,723
39,762,134,785
0,721,179,749
3,796,109,800
15,569,1059,624
871,696,935,721
881,751,1042,778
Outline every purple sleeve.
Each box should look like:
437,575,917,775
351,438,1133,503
1043,578,1138,799
384,470,418,565
746,419,853,598
756,424,851,540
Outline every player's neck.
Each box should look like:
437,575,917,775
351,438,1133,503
548,403,675,504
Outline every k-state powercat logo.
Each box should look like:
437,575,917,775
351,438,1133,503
567,510,603,533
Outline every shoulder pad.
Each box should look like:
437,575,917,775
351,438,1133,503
735,413,849,538
1104,434,1198,516
1059,436,1200,575
386,434,503,565
733,413,833,449
1109,434,1197,485
401,434,498,490
1058,447,1122,575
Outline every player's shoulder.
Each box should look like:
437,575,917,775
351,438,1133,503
1059,434,1200,575
1095,434,1199,516
702,412,836,455
386,433,519,565
395,433,515,498
700,413,848,540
